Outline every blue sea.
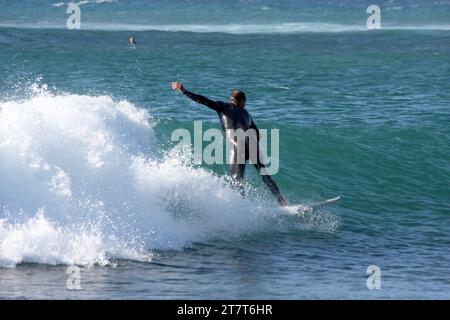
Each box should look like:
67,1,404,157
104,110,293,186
0,0,449,299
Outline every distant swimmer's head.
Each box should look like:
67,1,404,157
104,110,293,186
230,90,246,108
129,36,137,46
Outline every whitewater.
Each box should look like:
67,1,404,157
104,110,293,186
1,22,449,33
0,86,337,268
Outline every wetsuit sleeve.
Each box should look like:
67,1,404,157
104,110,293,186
249,118,261,142
182,89,224,113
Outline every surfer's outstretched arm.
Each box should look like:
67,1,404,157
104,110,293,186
171,82,224,113
183,90,224,113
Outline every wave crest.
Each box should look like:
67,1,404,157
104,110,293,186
0,85,338,267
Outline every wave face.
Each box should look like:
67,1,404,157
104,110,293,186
0,86,337,268
0,88,246,267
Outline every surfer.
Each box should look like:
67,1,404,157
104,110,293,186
129,36,137,47
171,82,287,207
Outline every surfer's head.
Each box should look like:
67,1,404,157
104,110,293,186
230,90,246,108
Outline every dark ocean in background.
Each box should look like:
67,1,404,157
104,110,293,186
0,0,449,299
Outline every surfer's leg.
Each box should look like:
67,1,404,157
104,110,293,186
229,163,246,196
253,161,287,207
227,142,247,196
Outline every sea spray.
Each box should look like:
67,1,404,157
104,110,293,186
0,87,338,267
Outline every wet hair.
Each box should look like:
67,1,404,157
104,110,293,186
231,90,247,107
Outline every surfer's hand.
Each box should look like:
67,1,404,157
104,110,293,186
171,82,185,92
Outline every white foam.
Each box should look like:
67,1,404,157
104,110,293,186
0,85,270,267
52,0,115,7
1,22,448,33
0,85,338,268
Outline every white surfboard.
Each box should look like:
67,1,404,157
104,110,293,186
282,196,340,215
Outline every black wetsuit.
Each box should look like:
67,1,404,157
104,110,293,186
183,89,287,206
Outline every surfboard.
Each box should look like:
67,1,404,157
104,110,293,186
281,196,340,215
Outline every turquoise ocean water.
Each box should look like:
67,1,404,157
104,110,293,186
0,0,449,299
